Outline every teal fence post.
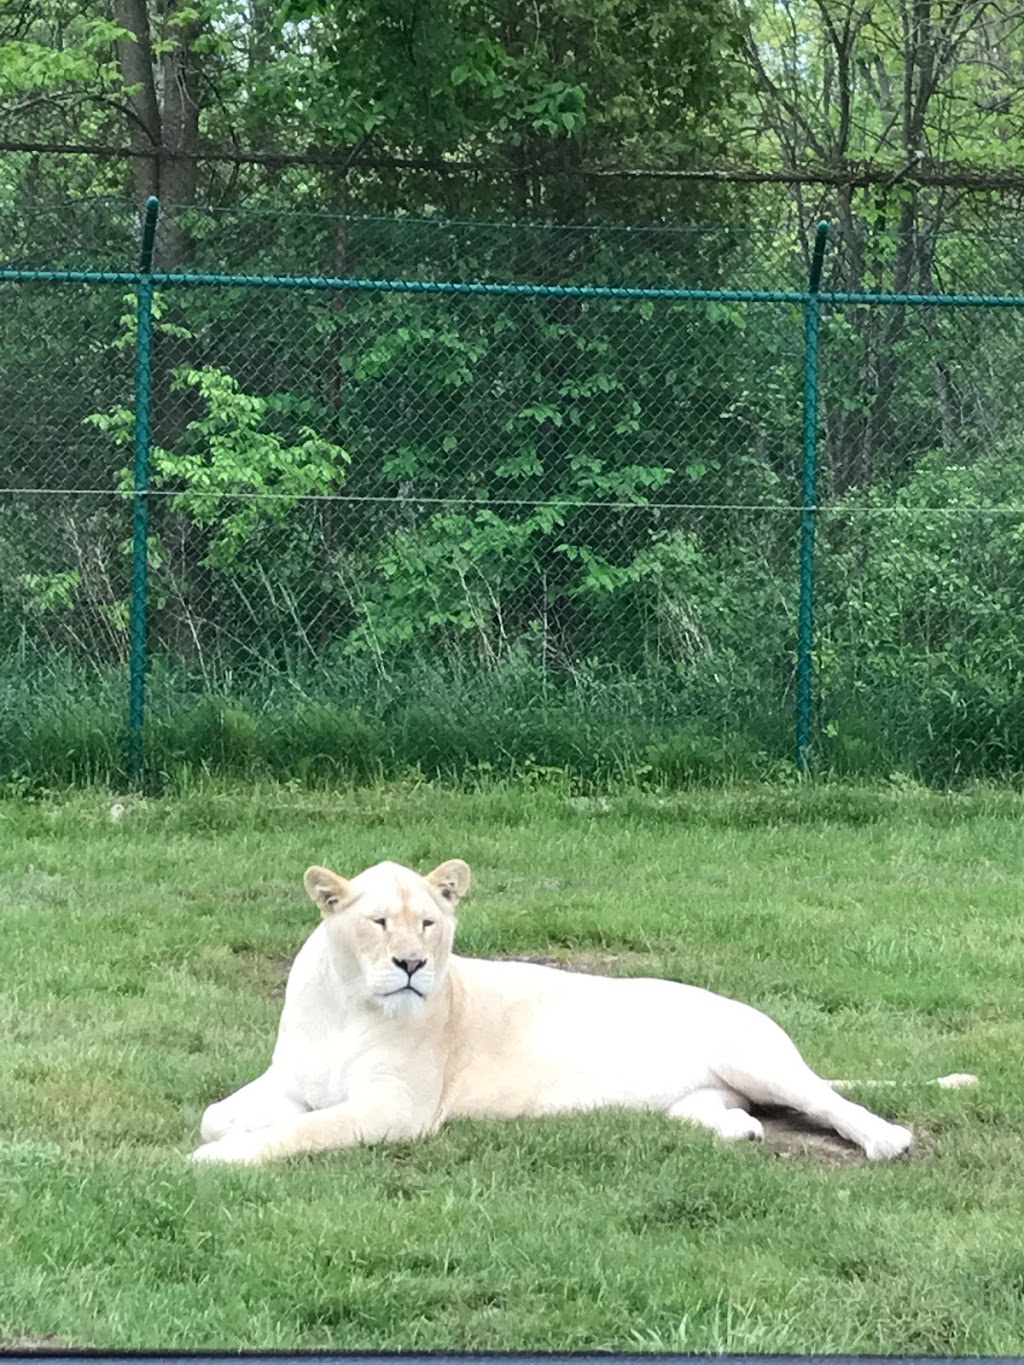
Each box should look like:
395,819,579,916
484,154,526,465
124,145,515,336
796,221,829,774
127,195,159,788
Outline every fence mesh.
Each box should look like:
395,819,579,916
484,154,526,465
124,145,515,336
2,203,1023,787
815,302,1024,781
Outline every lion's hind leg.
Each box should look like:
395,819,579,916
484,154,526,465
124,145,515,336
716,1050,913,1161
668,1087,765,1142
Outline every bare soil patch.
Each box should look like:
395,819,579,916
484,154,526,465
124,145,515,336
755,1107,866,1166
2,1335,76,1351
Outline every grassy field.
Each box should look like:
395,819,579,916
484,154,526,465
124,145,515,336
1,780,1024,1354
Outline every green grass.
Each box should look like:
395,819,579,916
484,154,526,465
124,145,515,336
2,781,1024,1352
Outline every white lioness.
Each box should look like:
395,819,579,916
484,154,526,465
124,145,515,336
194,858,918,1165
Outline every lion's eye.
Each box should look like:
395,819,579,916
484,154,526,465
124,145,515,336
372,918,387,928
423,919,435,929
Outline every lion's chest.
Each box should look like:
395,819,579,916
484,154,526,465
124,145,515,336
271,956,383,1110
273,1015,378,1110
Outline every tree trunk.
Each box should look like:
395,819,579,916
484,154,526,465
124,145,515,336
113,0,161,204
113,0,202,269
156,0,202,269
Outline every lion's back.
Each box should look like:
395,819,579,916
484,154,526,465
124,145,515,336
442,955,768,1119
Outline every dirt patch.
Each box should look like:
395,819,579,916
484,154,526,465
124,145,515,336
499,950,658,975
3,1335,76,1351
268,952,295,996
755,1107,866,1166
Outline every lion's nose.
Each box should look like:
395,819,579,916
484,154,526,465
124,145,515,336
393,956,426,977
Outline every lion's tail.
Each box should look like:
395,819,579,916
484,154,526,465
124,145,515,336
828,1072,978,1091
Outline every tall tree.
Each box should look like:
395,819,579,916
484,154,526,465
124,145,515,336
112,0,206,265
741,0,1024,490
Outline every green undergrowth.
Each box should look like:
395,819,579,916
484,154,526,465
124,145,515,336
6,650,1024,792
0,652,789,790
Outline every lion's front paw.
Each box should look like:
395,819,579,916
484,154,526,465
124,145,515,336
192,1130,271,1166
863,1122,913,1161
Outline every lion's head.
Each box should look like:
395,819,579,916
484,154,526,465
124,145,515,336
303,859,470,1013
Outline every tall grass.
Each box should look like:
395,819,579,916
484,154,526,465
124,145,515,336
0,649,790,791
5,643,1024,791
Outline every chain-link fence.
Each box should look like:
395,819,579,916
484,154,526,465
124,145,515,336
3,200,1024,788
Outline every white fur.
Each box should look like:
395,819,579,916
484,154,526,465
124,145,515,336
193,858,922,1166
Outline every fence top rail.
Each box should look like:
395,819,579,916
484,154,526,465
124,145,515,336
4,265,1024,308
0,266,808,302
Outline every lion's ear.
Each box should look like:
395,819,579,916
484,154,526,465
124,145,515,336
304,866,353,917
425,859,471,909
